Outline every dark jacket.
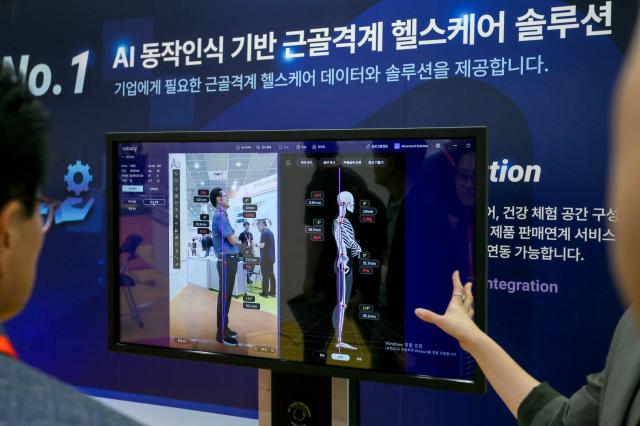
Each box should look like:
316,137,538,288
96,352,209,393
518,308,640,426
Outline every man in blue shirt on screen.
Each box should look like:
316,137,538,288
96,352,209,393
210,187,240,347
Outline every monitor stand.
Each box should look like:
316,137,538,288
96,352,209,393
258,369,359,426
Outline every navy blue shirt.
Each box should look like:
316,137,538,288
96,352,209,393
211,209,239,256
260,228,275,263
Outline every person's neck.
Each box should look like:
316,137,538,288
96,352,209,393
217,204,226,212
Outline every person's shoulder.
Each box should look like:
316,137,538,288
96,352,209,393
610,308,640,348
212,210,227,224
600,308,640,378
0,356,141,425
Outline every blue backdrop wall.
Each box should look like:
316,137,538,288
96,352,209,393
1,0,637,424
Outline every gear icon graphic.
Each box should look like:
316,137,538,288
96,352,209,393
64,160,93,196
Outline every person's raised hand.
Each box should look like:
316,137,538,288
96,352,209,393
415,271,481,351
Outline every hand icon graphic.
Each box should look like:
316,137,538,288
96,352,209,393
54,197,96,225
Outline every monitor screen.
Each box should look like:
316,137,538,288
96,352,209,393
108,128,487,391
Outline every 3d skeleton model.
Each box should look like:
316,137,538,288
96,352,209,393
333,191,362,351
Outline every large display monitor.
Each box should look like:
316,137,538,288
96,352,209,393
108,128,487,392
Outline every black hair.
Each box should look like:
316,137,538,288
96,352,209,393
257,218,271,227
210,187,223,207
0,68,48,214
243,221,250,226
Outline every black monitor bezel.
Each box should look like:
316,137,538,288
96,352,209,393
107,127,488,393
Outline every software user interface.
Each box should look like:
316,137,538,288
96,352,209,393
116,138,478,381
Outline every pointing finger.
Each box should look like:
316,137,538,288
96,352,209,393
452,270,464,292
451,271,465,305
415,308,443,325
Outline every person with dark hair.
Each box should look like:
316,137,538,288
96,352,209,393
238,221,253,254
255,219,276,297
0,69,141,424
210,187,239,346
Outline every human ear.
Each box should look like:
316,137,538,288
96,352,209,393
0,200,23,277
0,200,26,319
